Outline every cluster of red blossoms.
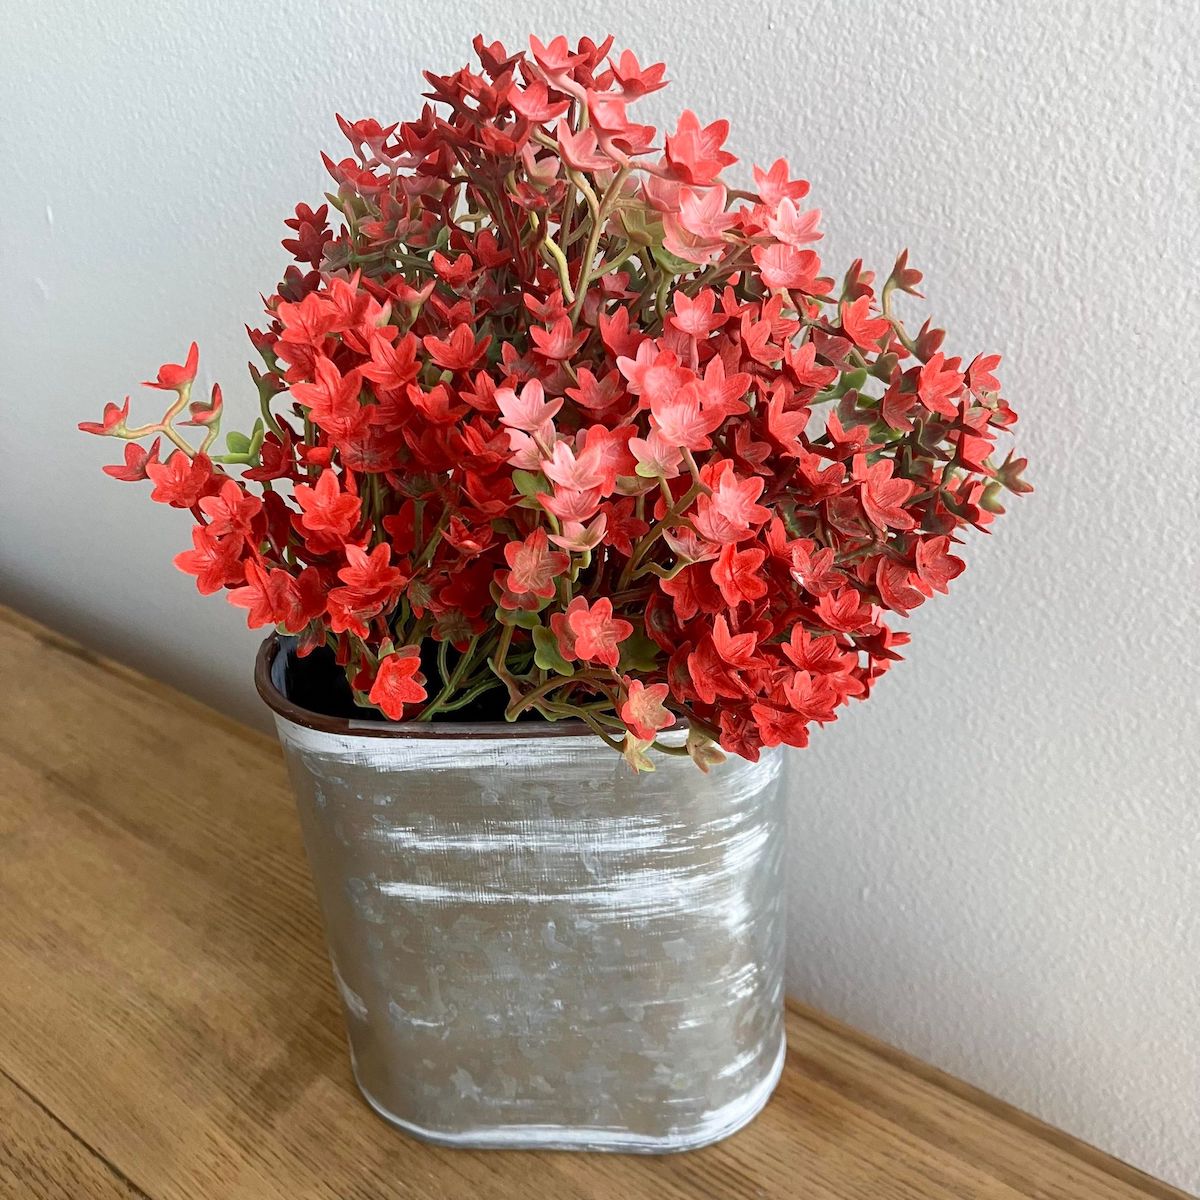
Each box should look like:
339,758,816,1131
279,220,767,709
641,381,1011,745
83,34,1029,770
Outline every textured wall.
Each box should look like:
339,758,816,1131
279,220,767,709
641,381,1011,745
2,0,1197,1190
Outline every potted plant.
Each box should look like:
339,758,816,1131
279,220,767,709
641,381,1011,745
81,33,1029,1153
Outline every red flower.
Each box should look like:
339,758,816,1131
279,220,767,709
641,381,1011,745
181,383,223,428
915,535,965,594
875,558,926,616
290,356,363,434
711,543,768,607
692,468,770,544
815,587,876,633
567,597,633,669
966,352,1002,396
790,540,842,596
335,543,407,606
174,525,244,594
147,451,216,508
857,457,917,531
79,397,130,437
711,615,762,668
530,317,588,362
294,469,360,539
142,343,199,392
198,478,262,539
840,296,890,350
686,641,734,706
917,352,964,418
360,332,419,392
422,323,491,372
102,437,161,481
84,34,1024,764
751,701,811,749
228,560,292,627
369,647,427,720
661,562,722,621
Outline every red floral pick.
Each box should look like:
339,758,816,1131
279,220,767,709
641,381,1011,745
82,32,1026,770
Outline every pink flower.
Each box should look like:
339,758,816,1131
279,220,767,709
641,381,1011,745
766,198,822,246
619,679,673,740
753,244,822,293
567,597,633,669
508,79,570,123
691,468,770,544
664,110,736,184
496,379,562,433
504,529,569,599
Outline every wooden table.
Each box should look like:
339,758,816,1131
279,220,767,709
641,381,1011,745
0,606,1186,1200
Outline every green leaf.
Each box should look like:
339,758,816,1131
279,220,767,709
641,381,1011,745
225,430,252,455
835,368,868,396
650,243,692,277
512,470,551,501
532,626,575,677
618,630,661,674
497,607,541,630
619,206,659,247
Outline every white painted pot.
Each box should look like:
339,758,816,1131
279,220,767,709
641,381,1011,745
257,635,787,1152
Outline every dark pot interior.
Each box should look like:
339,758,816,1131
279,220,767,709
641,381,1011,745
269,635,511,725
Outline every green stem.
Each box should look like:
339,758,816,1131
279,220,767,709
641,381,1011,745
569,166,630,323
416,634,483,721
504,668,615,722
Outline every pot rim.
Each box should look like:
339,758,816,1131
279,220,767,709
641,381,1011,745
254,633,637,741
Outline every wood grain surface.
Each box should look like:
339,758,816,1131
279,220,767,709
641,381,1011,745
0,606,1187,1199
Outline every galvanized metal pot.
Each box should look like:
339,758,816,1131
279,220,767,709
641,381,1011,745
257,635,787,1153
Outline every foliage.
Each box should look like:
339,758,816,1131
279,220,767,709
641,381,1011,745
82,34,1029,769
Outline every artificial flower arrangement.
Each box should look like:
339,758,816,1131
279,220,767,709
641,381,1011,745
81,34,1028,772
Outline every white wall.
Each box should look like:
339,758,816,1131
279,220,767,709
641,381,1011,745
3,0,1197,1189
